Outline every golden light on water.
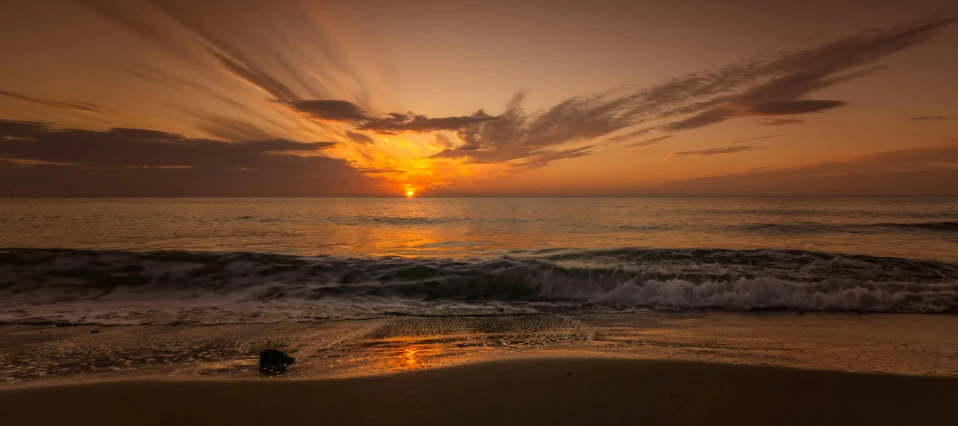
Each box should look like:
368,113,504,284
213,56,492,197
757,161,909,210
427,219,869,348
403,347,420,366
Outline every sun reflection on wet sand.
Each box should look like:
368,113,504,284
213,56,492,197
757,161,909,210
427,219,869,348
402,346,420,367
367,340,474,373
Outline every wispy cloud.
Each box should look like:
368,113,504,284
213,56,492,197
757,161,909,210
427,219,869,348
605,128,656,144
657,142,958,195
77,0,371,103
629,135,673,148
910,116,952,120
666,145,761,159
509,146,594,169
731,135,778,144
0,90,116,117
759,118,805,126
428,17,956,167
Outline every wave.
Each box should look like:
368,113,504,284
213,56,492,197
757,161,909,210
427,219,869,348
874,221,958,231
733,220,958,233
1,247,957,325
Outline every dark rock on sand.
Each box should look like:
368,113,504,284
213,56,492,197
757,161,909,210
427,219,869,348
90,330,99,334
259,349,295,376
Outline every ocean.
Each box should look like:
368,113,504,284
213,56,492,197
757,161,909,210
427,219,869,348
2,197,958,326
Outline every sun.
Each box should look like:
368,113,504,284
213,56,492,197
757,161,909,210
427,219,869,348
405,189,415,197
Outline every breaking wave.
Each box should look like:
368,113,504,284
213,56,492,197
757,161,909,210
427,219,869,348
2,247,957,325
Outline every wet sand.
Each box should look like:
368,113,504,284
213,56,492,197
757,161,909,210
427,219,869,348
3,311,958,385
2,358,958,426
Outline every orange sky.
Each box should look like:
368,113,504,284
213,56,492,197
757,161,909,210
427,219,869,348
1,0,957,196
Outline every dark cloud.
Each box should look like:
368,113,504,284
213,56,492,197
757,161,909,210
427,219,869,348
287,100,369,122
666,145,760,159
0,119,335,168
0,118,376,196
747,100,847,115
662,101,846,131
656,143,958,196
0,89,115,116
285,99,498,134
346,130,375,145
760,118,805,126
910,116,952,120
629,135,673,148
0,120,49,138
361,111,498,134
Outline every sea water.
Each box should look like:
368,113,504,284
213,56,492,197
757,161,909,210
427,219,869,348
2,197,957,325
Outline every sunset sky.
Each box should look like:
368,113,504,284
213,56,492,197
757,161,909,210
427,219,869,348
1,0,957,196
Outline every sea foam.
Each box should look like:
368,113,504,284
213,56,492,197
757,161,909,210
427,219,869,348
2,248,957,325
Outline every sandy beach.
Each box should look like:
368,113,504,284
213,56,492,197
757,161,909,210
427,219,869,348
3,357,958,426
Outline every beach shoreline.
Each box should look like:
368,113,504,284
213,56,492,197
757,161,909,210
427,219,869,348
3,357,958,426
3,311,958,388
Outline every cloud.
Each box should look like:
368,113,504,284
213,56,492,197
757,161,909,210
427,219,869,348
286,100,369,122
0,119,336,168
432,17,955,167
0,118,379,196
662,100,847,131
748,100,847,115
731,135,778,144
760,118,805,126
657,17,956,132
169,106,279,142
284,99,499,134
605,127,656,144
656,143,958,196
509,146,594,169
629,135,673,148
50,6,958,172
207,49,300,101
120,66,252,113
78,0,370,102
0,120,49,138
346,130,375,145
0,89,115,116
666,145,761,159
910,116,952,120
361,111,498,134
